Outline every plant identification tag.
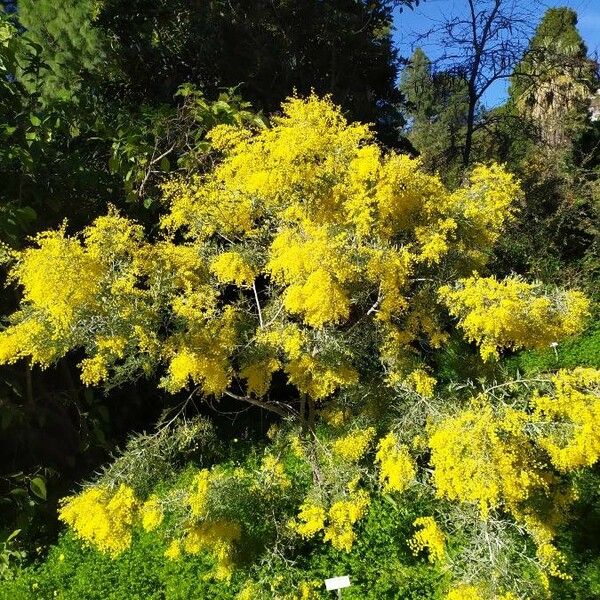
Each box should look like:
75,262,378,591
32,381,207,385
324,576,351,591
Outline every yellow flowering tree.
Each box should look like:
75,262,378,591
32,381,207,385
0,95,595,597
0,95,587,411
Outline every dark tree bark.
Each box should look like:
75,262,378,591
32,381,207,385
414,0,537,167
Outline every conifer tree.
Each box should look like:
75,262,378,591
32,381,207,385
399,48,468,183
509,8,597,148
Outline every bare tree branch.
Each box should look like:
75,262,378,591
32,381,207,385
411,0,542,166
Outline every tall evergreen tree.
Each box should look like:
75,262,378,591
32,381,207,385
509,8,597,148
490,9,600,283
399,48,468,182
17,0,419,143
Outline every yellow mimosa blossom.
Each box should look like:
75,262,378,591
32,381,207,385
80,354,109,386
428,404,546,517
183,520,241,580
408,517,446,563
189,469,211,518
0,94,583,417
140,495,163,532
210,251,256,287
332,427,375,462
260,454,291,490
323,490,370,552
405,369,437,397
164,539,182,560
241,358,281,396
293,502,326,538
237,581,261,600
375,433,416,493
446,585,483,600
59,484,139,556
286,356,358,400
439,276,589,361
533,368,600,471
536,542,571,580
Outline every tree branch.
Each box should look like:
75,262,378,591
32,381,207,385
223,390,294,418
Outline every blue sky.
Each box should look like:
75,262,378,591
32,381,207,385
393,0,600,106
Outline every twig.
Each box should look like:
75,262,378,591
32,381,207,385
253,282,264,328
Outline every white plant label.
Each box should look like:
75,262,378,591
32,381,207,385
324,576,351,591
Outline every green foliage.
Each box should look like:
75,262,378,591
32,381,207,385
505,322,600,376
103,84,266,204
17,0,412,143
432,335,500,384
399,48,469,184
486,8,599,285
0,477,445,599
93,417,217,496
17,0,109,103
0,530,26,581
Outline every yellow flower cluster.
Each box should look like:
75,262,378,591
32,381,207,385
210,251,256,287
365,247,412,322
375,433,416,493
408,516,446,563
415,217,457,265
439,276,589,361
240,357,281,396
140,495,164,532
536,541,571,580
323,490,371,551
447,163,522,267
428,404,546,518
164,539,182,560
405,369,437,397
446,587,518,600
0,211,162,385
446,585,482,600
292,490,370,552
58,484,138,556
188,469,211,518
57,472,244,582
296,580,321,600
207,123,252,152
332,427,375,462
180,520,241,580
259,454,291,491
80,354,110,386
320,406,350,427
162,306,238,395
293,502,326,538
237,581,261,600
9,228,103,332
533,368,600,471
285,355,358,400
0,320,50,366
268,225,356,328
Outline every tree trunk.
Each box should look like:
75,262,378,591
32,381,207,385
463,89,477,168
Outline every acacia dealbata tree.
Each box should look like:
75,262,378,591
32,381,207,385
0,95,597,599
0,0,421,536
